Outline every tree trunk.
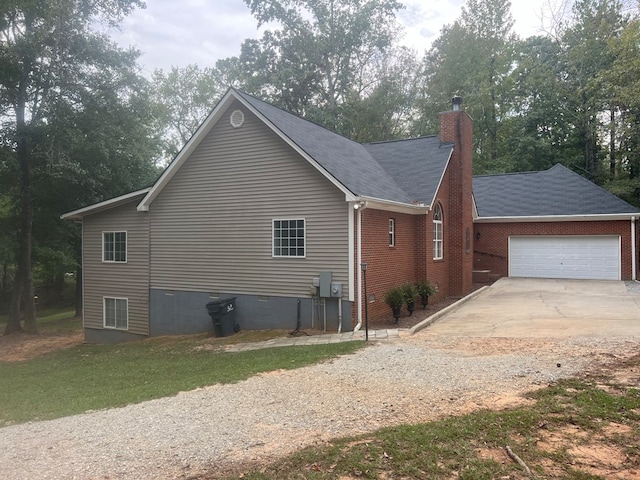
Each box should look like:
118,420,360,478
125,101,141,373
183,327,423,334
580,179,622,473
6,70,38,335
4,267,23,334
75,266,83,318
609,107,616,181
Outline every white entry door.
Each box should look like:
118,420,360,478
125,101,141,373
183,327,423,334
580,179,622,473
509,236,620,280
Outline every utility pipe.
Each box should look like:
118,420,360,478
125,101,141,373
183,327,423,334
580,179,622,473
632,217,637,281
354,204,363,331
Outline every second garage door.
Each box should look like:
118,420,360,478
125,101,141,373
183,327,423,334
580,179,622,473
509,236,620,280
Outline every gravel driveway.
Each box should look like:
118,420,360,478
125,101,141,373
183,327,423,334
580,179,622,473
2,330,638,479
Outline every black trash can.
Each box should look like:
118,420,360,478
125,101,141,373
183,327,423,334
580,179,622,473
206,297,239,337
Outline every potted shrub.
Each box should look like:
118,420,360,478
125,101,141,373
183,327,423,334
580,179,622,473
401,283,418,315
415,280,436,309
383,287,404,323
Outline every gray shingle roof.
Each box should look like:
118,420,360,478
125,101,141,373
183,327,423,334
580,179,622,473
364,137,452,205
235,89,452,205
473,164,640,217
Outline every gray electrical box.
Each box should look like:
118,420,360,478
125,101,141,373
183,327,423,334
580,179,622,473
319,271,332,297
330,282,343,298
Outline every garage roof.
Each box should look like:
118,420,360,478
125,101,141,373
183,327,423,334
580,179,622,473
474,164,640,219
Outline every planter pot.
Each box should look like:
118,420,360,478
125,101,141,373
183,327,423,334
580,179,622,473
421,294,429,309
407,301,415,315
391,306,401,323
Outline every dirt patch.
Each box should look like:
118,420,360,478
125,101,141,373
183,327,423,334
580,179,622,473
0,329,83,362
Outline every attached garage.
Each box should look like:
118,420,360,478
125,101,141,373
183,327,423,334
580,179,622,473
473,164,640,282
509,236,620,280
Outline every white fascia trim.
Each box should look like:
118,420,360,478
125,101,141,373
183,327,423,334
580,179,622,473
475,213,640,223
61,188,150,221
428,148,453,208
472,194,479,220
138,90,240,211
357,196,430,215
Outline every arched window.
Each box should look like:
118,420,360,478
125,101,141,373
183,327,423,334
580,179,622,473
433,203,443,260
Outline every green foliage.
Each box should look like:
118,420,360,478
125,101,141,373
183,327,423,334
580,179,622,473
151,65,227,160
400,282,418,304
0,339,363,425
415,280,436,298
0,0,161,319
416,0,517,173
383,286,404,309
219,0,412,140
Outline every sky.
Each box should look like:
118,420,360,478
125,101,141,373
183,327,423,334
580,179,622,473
107,0,559,76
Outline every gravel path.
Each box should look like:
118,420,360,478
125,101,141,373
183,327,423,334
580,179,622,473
1,333,637,480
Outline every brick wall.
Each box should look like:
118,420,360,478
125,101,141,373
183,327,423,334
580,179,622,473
473,220,638,280
439,108,474,296
356,209,422,321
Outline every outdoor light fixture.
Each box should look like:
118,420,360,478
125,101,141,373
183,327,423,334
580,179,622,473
354,201,365,210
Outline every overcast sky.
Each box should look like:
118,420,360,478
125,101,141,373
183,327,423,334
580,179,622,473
107,0,557,76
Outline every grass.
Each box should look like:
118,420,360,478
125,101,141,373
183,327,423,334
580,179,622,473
0,335,363,426
216,376,640,479
0,306,79,332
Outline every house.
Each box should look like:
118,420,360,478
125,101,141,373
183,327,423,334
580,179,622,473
473,165,640,281
62,89,639,343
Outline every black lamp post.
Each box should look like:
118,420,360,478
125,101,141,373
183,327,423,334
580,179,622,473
361,262,368,341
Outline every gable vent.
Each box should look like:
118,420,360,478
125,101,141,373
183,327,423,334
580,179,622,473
230,109,245,128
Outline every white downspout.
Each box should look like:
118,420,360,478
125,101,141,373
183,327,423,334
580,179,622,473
354,205,363,331
632,217,636,281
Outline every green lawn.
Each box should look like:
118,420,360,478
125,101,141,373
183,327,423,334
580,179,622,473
0,334,363,425
0,306,79,332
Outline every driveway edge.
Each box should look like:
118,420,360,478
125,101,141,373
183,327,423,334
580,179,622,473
409,285,492,335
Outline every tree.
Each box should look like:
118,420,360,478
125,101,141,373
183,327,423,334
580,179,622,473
416,0,517,173
220,0,406,139
561,0,628,181
0,0,151,334
151,65,227,161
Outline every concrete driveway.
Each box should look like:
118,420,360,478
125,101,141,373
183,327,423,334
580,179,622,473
424,277,640,338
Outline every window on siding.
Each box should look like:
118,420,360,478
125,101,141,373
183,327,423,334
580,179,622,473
104,297,128,329
433,204,443,260
103,231,127,262
273,219,305,257
389,218,395,247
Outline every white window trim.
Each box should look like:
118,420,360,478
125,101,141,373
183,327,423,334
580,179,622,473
272,218,306,258
102,231,128,263
433,204,443,260
103,296,129,330
389,218,395,247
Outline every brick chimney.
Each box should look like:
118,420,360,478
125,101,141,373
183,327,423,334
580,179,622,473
439,97,474,296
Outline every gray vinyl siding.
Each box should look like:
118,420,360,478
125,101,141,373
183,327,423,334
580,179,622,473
83,201,149,336
150,101,349,297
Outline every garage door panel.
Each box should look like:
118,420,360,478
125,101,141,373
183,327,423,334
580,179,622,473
509,236,620,280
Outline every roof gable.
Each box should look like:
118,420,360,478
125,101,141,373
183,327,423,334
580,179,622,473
138,88,452,212
473,164,640,219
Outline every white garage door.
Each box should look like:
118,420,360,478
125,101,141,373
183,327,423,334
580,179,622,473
509,236,620,280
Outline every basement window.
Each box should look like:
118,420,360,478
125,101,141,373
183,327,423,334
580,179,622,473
103,297,128,330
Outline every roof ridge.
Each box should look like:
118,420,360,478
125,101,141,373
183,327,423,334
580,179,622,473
365,135,439,145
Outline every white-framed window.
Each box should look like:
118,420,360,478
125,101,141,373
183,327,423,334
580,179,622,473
103,297,128,330
433,203,443,260
389,218,395,247
103,231,127,263
273,219,306,257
